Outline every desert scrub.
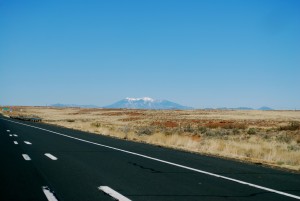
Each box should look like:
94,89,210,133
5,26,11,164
119,125,131,134
232,128,240,134
262,133,271,140
136,127,154,136
164,128,179,135
205,122,247,129
204,129,230,138
247,128,256,135
91,122,102,127
183,124,194,133
287,144,300,151
197,126,207,134
279,121,300,131
296,134,300,144
276,133,292,143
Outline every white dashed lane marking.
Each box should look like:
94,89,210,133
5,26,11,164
6,130,10,132
42,186,59,201
24,141,32,145
9,134,12,137
13,134,18,137
14,141,18,145
45,153,58,160
98,186,131,201
22,154,31,161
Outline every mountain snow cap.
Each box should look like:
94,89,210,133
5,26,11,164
125,97,155,102
104,97,192,109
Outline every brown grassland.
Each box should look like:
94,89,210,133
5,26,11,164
2,106,300,171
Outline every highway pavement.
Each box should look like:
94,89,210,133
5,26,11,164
1,116,300,201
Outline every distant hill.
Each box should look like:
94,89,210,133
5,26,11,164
258,106,273,111
104,97,193,110
213,106,273,111
216,107,254,110
50,103,99,108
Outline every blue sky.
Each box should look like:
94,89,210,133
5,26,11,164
0,0,299,109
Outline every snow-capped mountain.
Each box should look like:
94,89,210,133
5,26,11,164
104,97,193,110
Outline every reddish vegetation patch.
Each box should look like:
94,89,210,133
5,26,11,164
191,119,204,123
205,121,247,129
164,121,179,128
100,108,122,111
179,119,211,126
125,112,144,116
151,122,161,126
101,112,125,116
101,111,144,117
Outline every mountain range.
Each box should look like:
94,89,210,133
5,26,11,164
103,97,193,110
214,106,273,111
50,98,273,110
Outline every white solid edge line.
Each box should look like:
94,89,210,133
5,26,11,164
14,141,18,145
2,118,300,200
42,186,58,201
99,186,131,201
24,141,32,145
45,153,58,160
22,154,31,161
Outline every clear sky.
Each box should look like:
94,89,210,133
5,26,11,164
1,0,299,109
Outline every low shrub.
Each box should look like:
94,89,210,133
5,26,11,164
247,128,256,135
279,121,300,131
276,134,292,143
197,126,207,134
287,145,300,151
232,128,240,134
296,135,300,144
136,127,153,136
91,122,101,127
204,129,229,138
183,124,194,133
119,126,131,134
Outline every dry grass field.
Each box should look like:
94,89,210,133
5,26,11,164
2,106,300,171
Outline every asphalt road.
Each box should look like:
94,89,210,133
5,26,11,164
1,116,300,201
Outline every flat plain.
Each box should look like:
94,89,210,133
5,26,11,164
3,106,300,171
